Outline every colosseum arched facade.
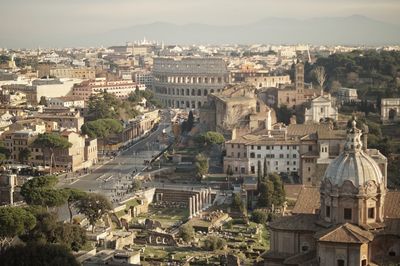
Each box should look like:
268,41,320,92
152,57,228,109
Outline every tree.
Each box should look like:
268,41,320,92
187,110,194,132
313,66,327,90
18,148,31,164
0,206,36,251
231,193,245,213
21,209,86,252
201,131,225,146
251,210,267,224
76,193,112,233
179,223,194,242
39,96,47,106
269,173,286,208
203,236,226,251
195,153,209,179
21,175,68,209
0,243,80,266
53,223,86,252
276,105,293,125
81,118,123,139
0,141,11,162
258,180,274,208
64,189,87,223
32,133,72,174
131,179,142,192
87,91,120,120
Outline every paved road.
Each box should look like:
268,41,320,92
60,110,171,198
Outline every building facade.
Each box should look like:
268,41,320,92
72,79,145,101
152,57,228,109
381,98,400,123
262,121,399,266
50,68,96,80
304,95,338,123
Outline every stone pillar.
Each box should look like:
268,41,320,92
192,195,196,217
189,197,193,219
202,190,207,209
196,193,200,215
208,188,212,206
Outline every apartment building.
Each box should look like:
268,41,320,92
72,78,145,101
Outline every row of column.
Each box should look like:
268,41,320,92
188,188,213,219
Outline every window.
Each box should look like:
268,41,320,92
257,154,261,158
251,145,254,150
361,259,367,266
293,154,297,158
308,145,312,151
337,259,345,266
326,206,331,217
368,208,375,219
257,146,261,150
280,154,284,158
250,166,255,174
250,153,255,158
389,251,396,257
237,153,240,158
266,146,270,150
301,245,309,252
344,208,352,220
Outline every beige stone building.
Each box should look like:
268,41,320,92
245,75,291,89
200,84,275,139
224,123,347,185
32,109,84,132
262,121,400,266
50,68,96,80
262,63,323,109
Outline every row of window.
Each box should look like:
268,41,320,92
155,87,220,96
325,206,375,220
249,152,297,159
249,145,298,150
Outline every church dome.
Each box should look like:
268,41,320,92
323,120,383,187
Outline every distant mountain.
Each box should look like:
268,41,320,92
97,15,400,46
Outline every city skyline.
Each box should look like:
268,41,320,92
1,0,400,48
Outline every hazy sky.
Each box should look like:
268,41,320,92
1,0,399,47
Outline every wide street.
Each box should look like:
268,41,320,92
59,110,171,200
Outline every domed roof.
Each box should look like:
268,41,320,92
323,120,383,187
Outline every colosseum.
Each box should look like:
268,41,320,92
152,57,228,109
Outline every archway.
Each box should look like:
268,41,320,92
389,108,397,120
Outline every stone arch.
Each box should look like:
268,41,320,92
197,89,202,96
389,108,397,120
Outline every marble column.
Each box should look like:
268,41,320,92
196,193,200,215
208,188,212,206
192,195,196,217
189,197,193,219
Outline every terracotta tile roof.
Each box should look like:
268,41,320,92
269,214,320,231
284,184,303,200
315,223,373,243
382,218,400,236
384,191,400,219
317,128,346,140
292,186,320,214
287,124,329,137
283,250,317,265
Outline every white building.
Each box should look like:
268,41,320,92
337,87,358,103
305,95,338,123
72,78,145,101
47,96,85,108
